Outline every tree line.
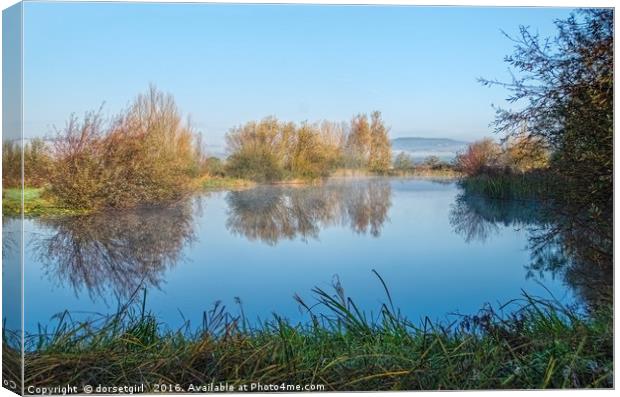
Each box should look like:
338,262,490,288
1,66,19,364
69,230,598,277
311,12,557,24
223,111,392,182
2,86,393,210
459,9,612,276
3,86,206,210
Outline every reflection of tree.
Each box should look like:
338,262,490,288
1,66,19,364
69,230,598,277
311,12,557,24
34,201,197,299
344,181,391,237
527,224,612,310
450,190,612,310
449,193,543,243
225,180,392,245
2,218,18,261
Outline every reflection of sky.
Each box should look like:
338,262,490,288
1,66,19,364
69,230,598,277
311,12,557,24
3,219,22,333
22,179,576,333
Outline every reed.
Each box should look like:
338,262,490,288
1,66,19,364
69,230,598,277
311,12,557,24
2,326,21,392
16,276,613,391
459,172,553,200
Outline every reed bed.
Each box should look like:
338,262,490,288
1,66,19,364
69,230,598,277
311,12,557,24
11,276,612,392
459,172,553,200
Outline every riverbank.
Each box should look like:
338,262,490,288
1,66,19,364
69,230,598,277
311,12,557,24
2,177,255,217
2,188,91,217
3,172,460,218
331,167,461,179
17,287,612,391
200,176,256,191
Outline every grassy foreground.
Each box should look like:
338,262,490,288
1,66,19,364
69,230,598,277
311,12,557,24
17,281,612,391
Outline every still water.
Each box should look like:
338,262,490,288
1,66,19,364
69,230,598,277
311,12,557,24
12,178,577,333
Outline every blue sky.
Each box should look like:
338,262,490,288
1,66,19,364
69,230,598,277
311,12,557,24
22,2,575,148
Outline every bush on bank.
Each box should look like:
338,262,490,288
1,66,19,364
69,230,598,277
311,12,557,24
46,86,206,210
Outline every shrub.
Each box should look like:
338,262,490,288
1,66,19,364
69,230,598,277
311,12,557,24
290,123,339,178
24,138,53,187
225,150,284,182
204,156,226,177
423,155,441,168
393,152,414,170
2,138,53,188
49,86,205,209
225,117,346,181
455,138,502,176
2,140,21,188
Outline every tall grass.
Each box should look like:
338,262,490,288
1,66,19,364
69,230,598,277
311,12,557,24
459,171,553,201
17,276,613,391
2,325,21,392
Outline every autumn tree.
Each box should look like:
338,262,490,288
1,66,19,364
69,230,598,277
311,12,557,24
49,85,205,209
481,9,613,269
225,117,293,182
501,132,549,172
2,140,21,188
290,123,333,178
227,112,392,180
455,138,502,176
225,118,344,181
345,111,392,171
368,111,392,172
345,114,371,168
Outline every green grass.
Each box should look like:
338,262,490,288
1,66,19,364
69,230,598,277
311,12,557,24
460,172,553,200
201,177,255,191
14,278,613,391
2,187,90,217
2,177,254,217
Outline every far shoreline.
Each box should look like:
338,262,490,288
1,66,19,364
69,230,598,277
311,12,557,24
2,172,462,218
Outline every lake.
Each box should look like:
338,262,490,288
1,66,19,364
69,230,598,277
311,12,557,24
8,178,580,334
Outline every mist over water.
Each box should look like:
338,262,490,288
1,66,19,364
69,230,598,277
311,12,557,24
13,178,582,333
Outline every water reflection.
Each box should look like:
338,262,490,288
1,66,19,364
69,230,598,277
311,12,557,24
2,218,18,260
449,193,545,243
450,190,612,310
527,225,612,309
22,179,591,332
30,178,610,315
225,179,392,245
31,180,392,298
33,201,197,299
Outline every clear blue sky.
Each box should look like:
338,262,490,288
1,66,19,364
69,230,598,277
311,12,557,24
22,2,575,147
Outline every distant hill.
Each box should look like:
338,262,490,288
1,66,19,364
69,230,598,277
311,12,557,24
390,137,469,162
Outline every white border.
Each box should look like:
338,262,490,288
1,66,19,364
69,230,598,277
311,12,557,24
0,2,616,397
